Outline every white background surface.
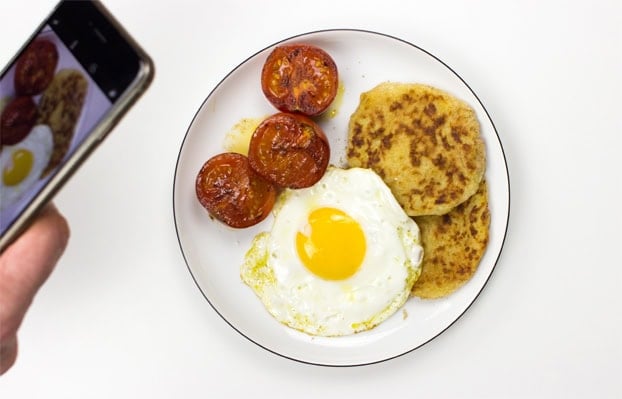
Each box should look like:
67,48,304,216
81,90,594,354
1,0,620,397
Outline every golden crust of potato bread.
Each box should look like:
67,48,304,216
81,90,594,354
37,69,88,177
347,82,486,216
411,180,490,299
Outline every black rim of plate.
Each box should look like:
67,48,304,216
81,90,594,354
172,28,511,367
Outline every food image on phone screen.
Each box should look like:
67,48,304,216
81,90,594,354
0,1,152,247
0,26,110,233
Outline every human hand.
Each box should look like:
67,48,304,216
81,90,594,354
0,204,69,375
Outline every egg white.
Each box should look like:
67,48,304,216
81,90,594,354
241,167,424,337
0,124,54,210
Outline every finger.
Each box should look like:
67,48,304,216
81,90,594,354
0,203,70,334
0,334,17,375
0,204,69,375
1,203,70,299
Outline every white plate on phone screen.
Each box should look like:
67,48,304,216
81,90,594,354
173,29,510,366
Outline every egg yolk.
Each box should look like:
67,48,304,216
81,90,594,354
3,149,34,186
296,207,366,280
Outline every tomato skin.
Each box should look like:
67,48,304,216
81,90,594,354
261,44,338,116
0,96,38,146
14,39,59,96
248,112,330,189
195,152,277,228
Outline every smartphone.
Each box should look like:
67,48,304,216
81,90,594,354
0,0,154,253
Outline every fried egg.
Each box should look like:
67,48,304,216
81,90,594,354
0,125,54,210
241,167,424,337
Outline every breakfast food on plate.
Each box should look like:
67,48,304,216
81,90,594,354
196,152,277,228
1,96,39,146
241,167,423,336
193,39,492,337
14,39,59,96
223,117,264,155
411,180,490,299
347,82,486,216
191,40,495,338
36,69,88,177
261,44,338,116
195,44,338,227
346,81,491,298
247,112,330,189
0,125,54,210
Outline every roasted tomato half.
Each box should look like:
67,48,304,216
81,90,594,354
261,44,338,116
14,39,59,96
248,112,330,189
0,96,38,146
195,152,277,228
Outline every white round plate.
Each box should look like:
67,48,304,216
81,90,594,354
173,29,510,366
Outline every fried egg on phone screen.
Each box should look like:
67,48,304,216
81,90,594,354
241,167,424,337
0,125,54,210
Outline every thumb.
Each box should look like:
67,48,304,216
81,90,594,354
1,204,70,310
0,204,69,374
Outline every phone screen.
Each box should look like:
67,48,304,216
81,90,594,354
0,1,144,237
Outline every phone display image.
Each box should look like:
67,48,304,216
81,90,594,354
1,25,112,233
